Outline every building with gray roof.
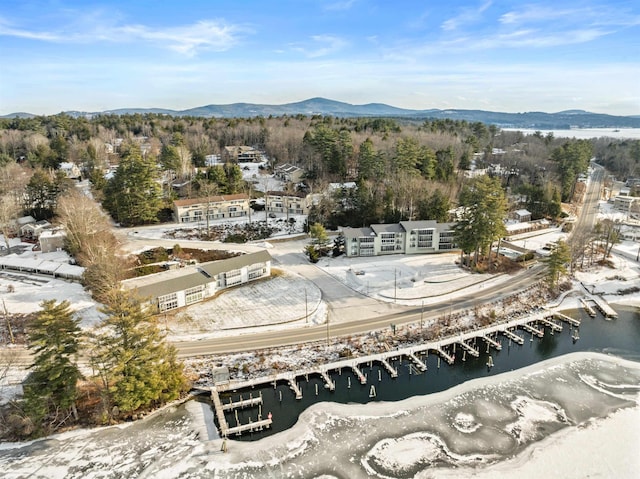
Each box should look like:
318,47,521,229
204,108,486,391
121,250,272,312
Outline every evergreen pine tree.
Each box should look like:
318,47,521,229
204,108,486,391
91,290,186,418
23,300,82,431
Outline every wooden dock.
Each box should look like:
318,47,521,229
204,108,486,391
350,363,367,384
225,417,272,436
520,322,544,338
580,298,596,317
433,346,455,364
288,378,303,399
500,328,524,344
204,303,608,438
456,339,480,357
211,387,230,437
538,317,563,332
380,358,398,378
590,296,618,318
319,370,336,391
481,334,502,351
551,311,581,327
221,393,262,411
407,351,427,372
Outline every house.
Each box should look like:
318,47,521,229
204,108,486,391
342,220,457,257
121,250,272,312
173,194,250,223
223,146,262,163
39,228,67,253
514,209,532,223
614,195,639,214
20,220,51,240
59,162,82,180
328,182,357,195
265,191,311,215
273,163,304,183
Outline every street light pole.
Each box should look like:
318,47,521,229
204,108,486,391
305,287,308,323
420,300,424,334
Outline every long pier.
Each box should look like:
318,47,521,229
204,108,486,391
211,387,230,436
222,393,262,411
207,305,591,437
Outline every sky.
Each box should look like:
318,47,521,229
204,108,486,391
0,0,639,116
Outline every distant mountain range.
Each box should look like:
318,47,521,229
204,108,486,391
3,97,640,129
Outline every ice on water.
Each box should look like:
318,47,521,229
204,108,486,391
1,352,639,479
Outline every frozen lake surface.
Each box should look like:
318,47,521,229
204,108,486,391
1,353,639,478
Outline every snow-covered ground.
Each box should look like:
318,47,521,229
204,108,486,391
1,352,638,479
2,206,640,477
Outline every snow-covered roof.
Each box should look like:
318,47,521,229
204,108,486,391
16,215,36,226
0,255,84,279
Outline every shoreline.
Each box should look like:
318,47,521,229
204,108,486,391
207,351,640,474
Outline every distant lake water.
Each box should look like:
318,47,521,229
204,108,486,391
503,128,640,140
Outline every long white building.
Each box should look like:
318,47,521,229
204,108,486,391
121,250,272,312
342,220,456,257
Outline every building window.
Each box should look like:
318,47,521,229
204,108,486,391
416,228,434,248
158,292,178,312
185,285,205,305
225,269,242,286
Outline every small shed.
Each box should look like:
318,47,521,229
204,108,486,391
514,209,532,223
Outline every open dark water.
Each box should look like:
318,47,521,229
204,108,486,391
217,305,640,440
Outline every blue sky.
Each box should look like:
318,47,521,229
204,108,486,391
1,0,639,115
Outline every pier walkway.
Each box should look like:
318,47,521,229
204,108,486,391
221,393,262,411
481,334,502,351
205,305,589,437
501,328,524,344
456,339,480,357
590,296,618,318
407,351,427,371
538,317,562,332
580,298,596,317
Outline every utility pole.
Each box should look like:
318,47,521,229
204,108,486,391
420,300,424,334
304,287,308,323
394,268,397,303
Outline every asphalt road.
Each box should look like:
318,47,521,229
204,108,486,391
172,165,604,358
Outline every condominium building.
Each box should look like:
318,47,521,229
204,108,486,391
342,220,456,257
173,194,250,223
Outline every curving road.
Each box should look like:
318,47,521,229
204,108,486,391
127,165,605,358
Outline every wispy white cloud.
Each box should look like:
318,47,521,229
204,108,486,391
0,15,247,56
291,34,348,58
500,4,640,27
322,0,358,11
441,0,492,31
